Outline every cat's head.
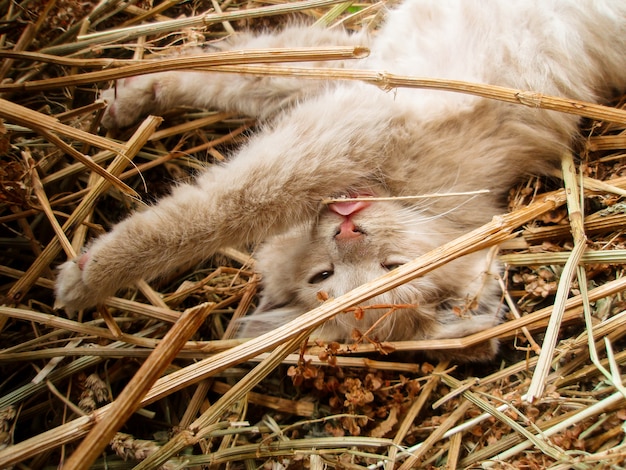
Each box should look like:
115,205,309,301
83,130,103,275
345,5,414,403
240,193,502,358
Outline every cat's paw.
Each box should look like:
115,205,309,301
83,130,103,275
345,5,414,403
54,253,102,313
100,75,159,128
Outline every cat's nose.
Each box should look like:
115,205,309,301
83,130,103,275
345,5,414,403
334,218,364,240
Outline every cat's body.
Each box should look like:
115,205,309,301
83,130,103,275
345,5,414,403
56,0,626,361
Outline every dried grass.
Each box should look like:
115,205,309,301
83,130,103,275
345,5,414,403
1,1,626,469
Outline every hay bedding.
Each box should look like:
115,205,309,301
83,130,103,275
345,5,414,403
0,0,626,468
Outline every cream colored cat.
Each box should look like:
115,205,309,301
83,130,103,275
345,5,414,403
55,0,626,361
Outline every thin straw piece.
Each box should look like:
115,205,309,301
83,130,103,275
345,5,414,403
385,361,450,470
68,0,349,48
0,47,369,92
486,391,625,465
0,98,134,195
397,400,473,469
0,98,126,151
499,250,626,266
131,327,316,469
200,64,626,125
526,152,586,402
62,302,214,470
22,151,76,259
6,116,162,305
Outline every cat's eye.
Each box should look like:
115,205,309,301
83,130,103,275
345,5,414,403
381,262,404,271
308,269,334,284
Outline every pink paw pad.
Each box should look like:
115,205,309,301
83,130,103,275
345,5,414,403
77,252,90,271
106,103,117,119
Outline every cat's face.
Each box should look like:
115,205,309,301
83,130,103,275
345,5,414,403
245,194,500,344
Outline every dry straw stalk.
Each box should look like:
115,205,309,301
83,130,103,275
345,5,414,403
62,303,214,469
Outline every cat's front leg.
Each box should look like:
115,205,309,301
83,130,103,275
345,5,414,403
102,26,365,128
56,90,396,312
55,180,223,311
100,74,169,129
100,67,298,129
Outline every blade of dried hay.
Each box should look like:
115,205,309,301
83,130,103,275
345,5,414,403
588,134,626,151
40,149,116,185
500,250,626,265
572,310,626,353
0,47,369,92
0,23,35,81
5,116,161,305
314,1,355,26
439,374,564,461
384,361,450,470
519,212,626,244
486,391,625,465
581,175,626,197
447,431,464,470
135,279,169,309
32,339,83,385
180,436,395,466
0,97,125,151
131,328,315,469
0,306,160,348
580,261,626,396
120,0,180,27
40,127,138,198
201,65,626,125
397,400,473,470
62,302,214,470
148,112,236,141
22,151,76,258
527,152,586,402
210,381,315,417
0,98,134,195
0,46,368,68
555,348,626,387
332,1,387,28
68,0,350,48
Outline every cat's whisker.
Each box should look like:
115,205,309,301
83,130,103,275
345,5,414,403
321,189,490,205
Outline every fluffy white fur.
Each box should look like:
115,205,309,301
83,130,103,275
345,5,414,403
55,0,626,361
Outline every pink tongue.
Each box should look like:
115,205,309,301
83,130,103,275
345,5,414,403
328,199,371,216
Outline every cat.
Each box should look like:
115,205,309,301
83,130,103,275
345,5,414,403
55,0,626,361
